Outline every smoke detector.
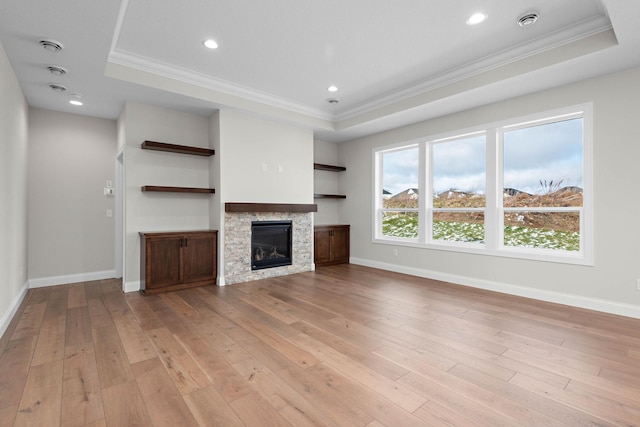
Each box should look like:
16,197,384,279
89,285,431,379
48,83,67,93
517,13,539,28
47,66,67,76
39,39,64,52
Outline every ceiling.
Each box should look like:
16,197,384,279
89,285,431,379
0,0,638,142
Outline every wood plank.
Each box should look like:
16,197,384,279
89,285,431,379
11,302,46,340
290,320,409,380
101,380,152,427
124,292,165,331
0,336,37,410
65,306,93,346
31,314,66,366
92,325,133,389
110,309,155,364
290,332,426,412
141,185,215,194
67,283,87,309
45,286,69,319
146,327,211,395
183,386,244,427
449,363,609,426
173,330,253,403
229,392,293,427
2,267,640,426
233,357,341,427
86,297,113,330
225,202,317,213
133,358,199,427
14,359,63,426
61,344,104,427
141,140,215,156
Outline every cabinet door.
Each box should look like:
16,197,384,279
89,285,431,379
183,232,217,284
314,228,332,265
330,226,350,263
145,235,183,289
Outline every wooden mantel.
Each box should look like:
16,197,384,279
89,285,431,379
225,202,317,213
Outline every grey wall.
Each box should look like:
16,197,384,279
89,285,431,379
28,108,117,283
338,66,640,317
314,139,341,225
0,41,29,336
119,102,211,291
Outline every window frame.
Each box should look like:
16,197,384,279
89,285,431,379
372,104,593,266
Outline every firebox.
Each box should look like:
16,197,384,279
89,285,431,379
251,221,292,270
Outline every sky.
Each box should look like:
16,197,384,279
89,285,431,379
382,117,583,196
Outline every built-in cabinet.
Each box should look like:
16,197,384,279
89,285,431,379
139,230,218,294
314,225,350,266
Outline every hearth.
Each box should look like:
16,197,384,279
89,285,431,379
251,220,292,270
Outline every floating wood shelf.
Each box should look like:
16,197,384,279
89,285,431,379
314,194,346,199
314,163,346,172
141,186,215,194
225,203,317,213
141,140,215,157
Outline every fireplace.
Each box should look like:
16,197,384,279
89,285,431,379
251,221,292,270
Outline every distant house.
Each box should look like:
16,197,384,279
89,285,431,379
390,188,419,200
382,189,392,200
503,188,532,197
436,189,472,199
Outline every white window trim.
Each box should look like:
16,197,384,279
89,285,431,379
372,103,593,266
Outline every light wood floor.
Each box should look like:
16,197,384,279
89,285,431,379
1,264,640,426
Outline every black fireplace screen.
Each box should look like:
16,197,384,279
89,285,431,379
251,221,292,270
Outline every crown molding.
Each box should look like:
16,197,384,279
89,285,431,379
334,16,614,122
107,49,333,122
108,4,612,134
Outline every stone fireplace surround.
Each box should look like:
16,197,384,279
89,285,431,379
223,203,316,285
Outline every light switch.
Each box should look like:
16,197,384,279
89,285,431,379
106,180,113,188
104,188,114,196
106,209,113,217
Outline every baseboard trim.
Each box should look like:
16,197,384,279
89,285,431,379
0,281,28,339
350,257,640,319
123,280,141,293
28,270,116,289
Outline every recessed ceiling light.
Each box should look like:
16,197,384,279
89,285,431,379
39,39,63,52
47,66,67,76
69,100,83,106
466,12,487,25
328,85,338,92
517,13,539,27
48,83,67,93
203,39,218,49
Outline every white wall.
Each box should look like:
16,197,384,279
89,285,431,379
218,109,314,205
314,139,341,225
339,66,640,317
121,102,211,290
28,108,117,285
0,41,29,337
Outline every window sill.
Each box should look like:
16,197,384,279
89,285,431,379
372,237,593,266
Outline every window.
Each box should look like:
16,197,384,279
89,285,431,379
379,145,420,239
432,133,486,244
373,105,592,264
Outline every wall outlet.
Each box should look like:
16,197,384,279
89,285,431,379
637,278,640,291
393,249,398,256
